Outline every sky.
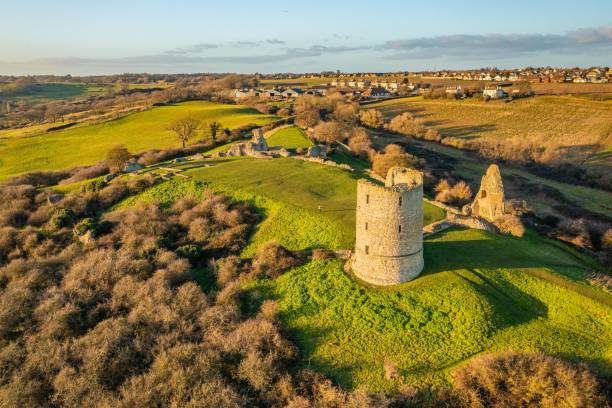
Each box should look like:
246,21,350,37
1,0,611,75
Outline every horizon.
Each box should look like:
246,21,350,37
1,0,611,76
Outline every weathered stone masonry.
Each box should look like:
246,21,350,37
353,167,424,285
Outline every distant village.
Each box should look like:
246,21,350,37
234,66,611,102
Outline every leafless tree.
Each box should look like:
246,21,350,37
168,117,200,148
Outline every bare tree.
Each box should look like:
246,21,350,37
312,121,342,144
209,121,221,142
168,117,200,148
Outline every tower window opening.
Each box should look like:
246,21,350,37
366,194,369,204
365,245,369,254
365,222,368,231
399,224,402,233
399,196,402,206
481,190,487,198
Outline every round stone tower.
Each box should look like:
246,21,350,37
353,167,424,285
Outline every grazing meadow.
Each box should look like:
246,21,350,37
0,101,277,181
247,227,611,391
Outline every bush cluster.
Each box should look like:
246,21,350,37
434,179,473,207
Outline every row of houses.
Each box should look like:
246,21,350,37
234,85,397,101
233,88,327,99
330,79,401,91
429,67,611,84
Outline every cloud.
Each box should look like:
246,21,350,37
43,45,361,65
0,43,368,74
232,41,260,47
2,25,609,74
164,43,219,55
381,25,612,60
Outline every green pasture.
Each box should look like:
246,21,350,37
266,126,313,149
0,101,277,181
116,157,445,253
247,227,611,391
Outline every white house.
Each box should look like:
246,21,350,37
445,86,463,96
483,85,506,99
363,87,391,99
281,88,303,98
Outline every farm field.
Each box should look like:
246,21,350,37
248,226,611,391
0,82,104,102
0,101,277,181
369,96,612,163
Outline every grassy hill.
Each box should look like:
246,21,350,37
64,111,612,393
248,227,610,391
0,101,277,181
114,154,611,392
117,157,446,253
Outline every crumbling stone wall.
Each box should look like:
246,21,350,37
465,164,506,222
353,167,424,285
224,128,270,158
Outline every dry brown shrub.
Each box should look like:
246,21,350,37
311,248,333,261
252,241,300,278
348,127,373,158
434,179,452,202
452,352,607,408
333,103,359,132
238,350,276,391
216,256,242,286
259,299,279,320
171,197,198,213
312,121,342,144
188,217,212,243
494,214,525,237
0,209,29,228
435,179,472,206
424,128,442,142
58,163,109,185
5,171,69,187
97,183,129,208
387,112,418,136
372,144,416,177
449,181,472,206
359,109,385,129
558,218,592,249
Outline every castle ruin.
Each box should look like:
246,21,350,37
353,167,424,286
225,128,270,158
463,164,506,222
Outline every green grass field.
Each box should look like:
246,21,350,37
61,107,612,394
117,157,445,253
247,227,611,391
109,153,610,392
0,101,277,181
0,82,104,103
266,126,313,149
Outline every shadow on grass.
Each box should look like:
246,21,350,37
422,228,579,275
440,124,496,138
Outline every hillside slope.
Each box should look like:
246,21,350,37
0,101,276,181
